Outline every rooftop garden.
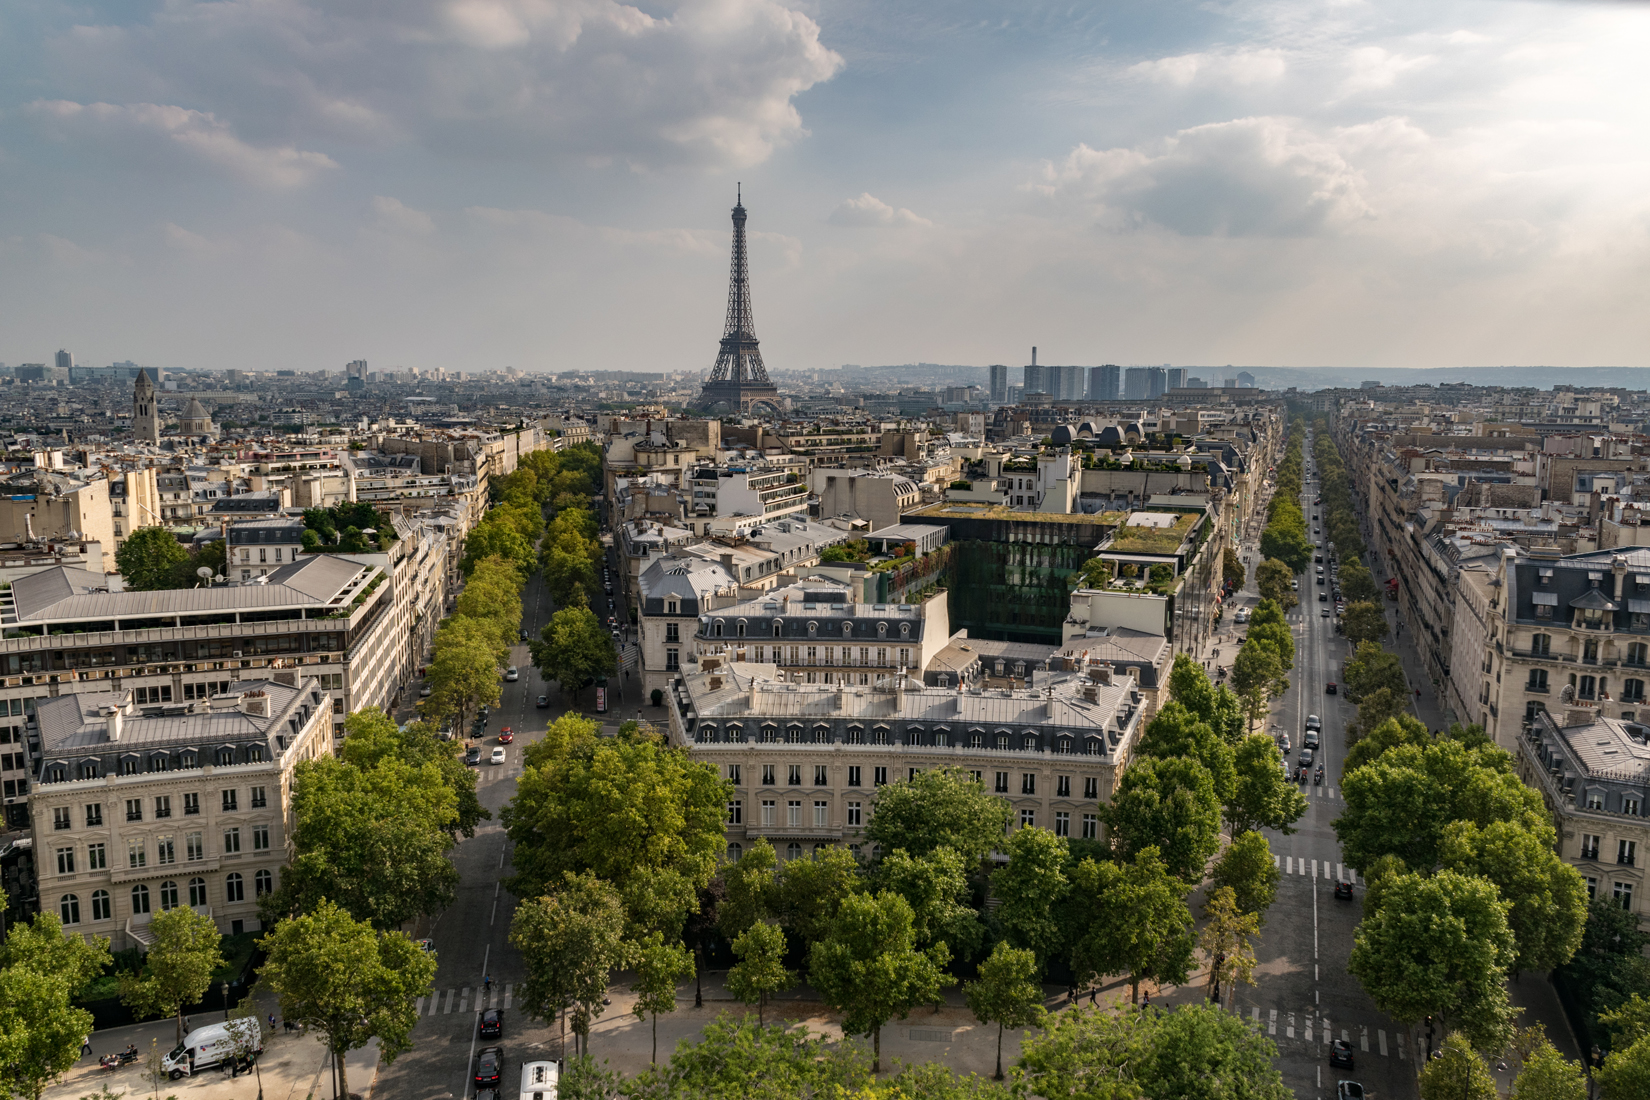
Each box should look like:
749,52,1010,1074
302,503,399,554
910,502,1122,524
1105,512,1200,555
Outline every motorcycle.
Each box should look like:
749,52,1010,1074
1314,767,1324,786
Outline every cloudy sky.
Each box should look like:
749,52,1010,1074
2,0,1648,374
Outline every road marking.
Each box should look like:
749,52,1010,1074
1379,1029,1388,1056
1361,1026,1369,1052
1311,859,1318,878
1269,1009,1277,1036
1286,1012,1295,1039
1323,863,1332,880
415,996,426,1015
442,989,455,1014
503,983,513,1010
1322,1017,1330,1043
1397,1032,1407,1061
1285,856,1292,874
1336,863,1344,881
459,987,471,1013
1306,1017,1313,1042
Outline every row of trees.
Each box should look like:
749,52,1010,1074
532,505,618,700
1258,422,1312,573
1228,598,1297,730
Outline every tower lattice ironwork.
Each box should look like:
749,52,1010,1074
695,188,779,412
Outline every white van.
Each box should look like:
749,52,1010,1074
162,1019,263,1079
520,1060,559,1099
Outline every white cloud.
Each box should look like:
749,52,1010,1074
1127,49,1288,88
21,100,336,187
371,196,436,236
828,193,933,228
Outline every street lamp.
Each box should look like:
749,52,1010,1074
222,981,231,1020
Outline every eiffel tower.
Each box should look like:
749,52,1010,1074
693,188,781,413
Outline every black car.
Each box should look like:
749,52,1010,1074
1326,682,1337,694
1337,1082,1365,1100
465,747,481,766
1330,1039,1355,1069
475,1047,503,1089
1335,878,1355,900
1319,593,1329,602
479,1009,503,1038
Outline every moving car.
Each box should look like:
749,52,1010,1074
1319,593,1329,602
498,728,514,744
1306,714,1322,731
475,1047,503,1089
479,1009,503,1038
465,747,481,766
1326,682,1337,694
1234,608,1250,624
1299,747,1315,767
1303,729,1320,750
1330,1039,1355,1069
490,747,507,765
1337,1082,1365,1100
420,684,431,697
1335,878,1355,900
536,695,549,709
1318,577,1325,586
1277,733,1291,753
1321,608,1331,617
504,666,519,682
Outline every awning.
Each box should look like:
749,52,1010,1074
1629,599,1650,614
1531,592,1559,606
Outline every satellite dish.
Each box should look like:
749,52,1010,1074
197,566,214,579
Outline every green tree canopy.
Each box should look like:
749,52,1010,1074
1255,558,1298,609
531,603,617,701
510,871,632,1059
773,846,865,946
725,922,793,1027
965,942,1048,1081
1420,1033,1500,1100
1211,829,1281,921
424,615,504,730
340,708,489,837
118,906,223,1044
991,826,1070,969
1439,818,1588,974
259,899,435,1100
863,767,1010,866
873,846,982,960
1222,547,1246,590
1136,702,1237,804
631,931,695,1064
627,1016,875,1100
718,838,779,941
0,911,110,1100
1230,642,1285,730
1226,734,1308,837
1339,562,1380,603
1165,654,1248,744
1102,755,1222,883
1511,1039,1589,1100
116,526,191,591
1069,846,1196,1003
1341,600,1391,647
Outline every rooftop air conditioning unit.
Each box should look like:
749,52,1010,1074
232,651,243,659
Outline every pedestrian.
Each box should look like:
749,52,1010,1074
269,1013,277,1033
81,1035,91,1057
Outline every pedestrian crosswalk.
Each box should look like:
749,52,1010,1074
1240,1006,1410,1060
414,984,515,1017
1273,855,1355,882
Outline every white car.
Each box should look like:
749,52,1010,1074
504,666,519,682
1234,609,1250,624
490,747,506,765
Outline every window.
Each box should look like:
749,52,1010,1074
1628,797,1643,816
85,803,103,827
1588,791,1605,810
52,807,71,830
1082,814,1098,839
250,786,267,809
125,798,143,822
1019,809,1036,829
1056,775,1071,798
1526,669,1549,691
87,843,106,870
993,771,1009,794
1084,777,1099,800
255,869,273,897
1021,773,1037,795
154,795,171,819
847,766,862,787
60,894,81,925
183,793,200,816
186,832,203,861
252,825,269,851
1536,603,1553,620
1580,676,1598,700
223,827,241,854
874,766,887,787
1626,680,1647,703
909,768,920,781
814,801,828,827
221,789,239,812
131,884,151,914
847,802,862,826
726,764,742,784
56,846,75,875
225,873,245,903
156,836,175,865
1055,811,1070,837
787,800,801,827
665,623,679,644
1581,834,1601,859
761,800,775,827
1532,634,1553,656
814,765,829,786
159,881,179,911
133,685,172,705
787,765,802,786
127,839,145,869
726,800,743,825
1618,839,1637,866
1615,881,1634,910
91,890,110,921
761,764,776,785
786,842,802,860
188,877,207,907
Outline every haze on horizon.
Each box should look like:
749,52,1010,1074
1,0,1647,376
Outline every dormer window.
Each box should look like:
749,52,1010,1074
900,623,910,638
878,623,888,638
842,622,852,636
773,621,783,637
807,623,818,636
666,601,678,615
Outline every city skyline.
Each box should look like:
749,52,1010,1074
2,1,1648,375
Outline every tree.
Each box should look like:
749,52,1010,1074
424,616,504,732
504,726,729,933
718,839,779,941
1339,562,1379,603
1167,654,1247,744
461,519,535,578
1225,734,1308,837
1222,547,1246,591
532,603,617,702
863,767,1010,866
510,872,632,1059
1141,1004,1291,1100
1341,601,1390,647
1200,887,1259,1010
991,826,1071,969
809,890,952,1073
258,899,434,1100
1343,641,1408,703
1556,901,1650,1046
1439,819,1589,974
1102,755,1222,883
0,912,109,1100
1419,1033,1499,1100
456,556,525,652
965,942,1048,1080
1069,847,1197,1004
1136,702,1236,803
1344,713,1431,773
631,932,695,1063
1511,1039,1589,1100
725,922,793,1027
265,751,459,929
340,707,490,838
773,846,865,946
1210,830,1280,921
119,907,223,1045
627,1016,874,1099
174,537,226,587
1599,1039,1650,1100
874,846,983,959
1073,557,1113,590
1255,558,1298,609
1348,870,1518,1051
1230,643,1285,730
116,526,191,591
1260,519,1311,574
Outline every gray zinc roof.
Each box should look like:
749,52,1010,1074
37,678,324,755
10,555,370,623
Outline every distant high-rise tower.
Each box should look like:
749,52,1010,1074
1088,365,1120,401
1146,367,1167,399
132,369,160,443
1166,368,1187,391
55,349,73,373
1023,347,1046,396
1123,367,1149,401
346,360,368,379
988,364,1010,404
693,189,780,414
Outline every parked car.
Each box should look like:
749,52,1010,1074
1234,608,1250,624
479,1009,503,1038
475,1047,503,1089
1330,1039,1355,1068
536,695,550,709
465,747,481,766
419,684,431,697
490,747,506,765
1277,734,1291,753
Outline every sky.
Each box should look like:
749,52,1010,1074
2,0,1649,376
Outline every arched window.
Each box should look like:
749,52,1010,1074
878,623,888,638
714,620,724,637
786,843,802,861
727,843,743,861
159,881,179,911
225,873,245,903
60,894,81,925
188,878,207,907
131,884,151,915
726,725,744,742
813,726,831,744
254,869,273,897
91,890,110,922
773,621,783,637
737,621,747,637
